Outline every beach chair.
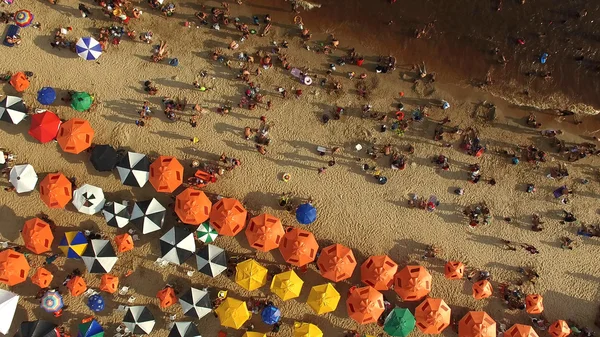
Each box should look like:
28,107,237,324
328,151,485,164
3,25,20,47
194,169,217,187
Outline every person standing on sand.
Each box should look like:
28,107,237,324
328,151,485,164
78,4,92,18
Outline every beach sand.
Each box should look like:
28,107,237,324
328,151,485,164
1,0,600,336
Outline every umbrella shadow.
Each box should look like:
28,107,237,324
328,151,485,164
0,205,26,241
32,35,79,59
132,265,168,298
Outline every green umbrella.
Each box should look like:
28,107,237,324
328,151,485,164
71,92,93,111
384,308,416,337
196,221,218,243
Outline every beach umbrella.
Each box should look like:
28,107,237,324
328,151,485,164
58,231,88,258
472,280,493,300
175,188,212,225
214,297,250,329
394,265,432,301
82,239,118,273
196,221,218,243
294,322,323,337
149,156,183,193
130,198,166,234
66,276,87,296
123,306,155,335
22,218,53,254
271,270,303,301
72,184,105,214
209,198,247,236
235,259,268,291
245,213,284,252
458,311,496,337
160,227,195,265
415,298,451,334
70,92,94,111
102,201,130,228
0,249,30,286
14,10,33,27
57,118,95,154
549,321,571,337
505,325,538,337
90,144,117,172
179,287,211,319
195,244,227,277
0,96,27,124
0,289,19,334
444,261,465,280
525,294,544,314
99,274,119,294
78,319,104,337
157,286,178,308
29,111,61,143
296,203,317,224
361,255,398,290
87,294,105,312
114,233,134,253
40,290,63,313
346,286,385,324
39,172,72,209
306,283,340,314
116,151,150,187
10,72,30,92
9,164,38,193
76,37,102,61
37,87,56,105
15,320,57,337
31,268,53,288
317,243,356,282
261,305,281,325
385,308,416,337
169,322,200,337
279,228,319,267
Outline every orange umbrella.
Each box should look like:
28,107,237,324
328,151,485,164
549,320,570,337
31,267,53,288
245,213,285,252
209,198,247,236
57,118,95,154
157,286,178,308
0,249,30,286
458,311,496,337
505,325,539,337
66,276,87,296
415,298,451,334
10,72,29,92
444,261,465,280
39,172,72,209
279,228,319,267
394,265,432,301
525,294,544,314
175,188,212,225
346,286,385,324
100,274,119,294
317,244,356,282
22,218,54,254
472,280,493,300
115,233,134,253
361,255,397,290
149,156,183,193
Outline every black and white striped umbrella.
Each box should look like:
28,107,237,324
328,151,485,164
178,287,211,319
81,239,118,273
159,227,195,265
116,152,150,187
168,322,201,337
102,201,130,228
0,96,27,125
123,306,155,335
130,198,165,234
196,244,227,277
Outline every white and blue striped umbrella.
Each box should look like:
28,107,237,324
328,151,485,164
76,37,102,61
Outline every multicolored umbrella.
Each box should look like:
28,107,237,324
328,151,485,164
76,38,102,61
37,87,56,105
78,319,104,337
196,222,218,243
71,92,93,111
384,308,416,337
58,231,88,258
40,290,63,313
14,10,33,27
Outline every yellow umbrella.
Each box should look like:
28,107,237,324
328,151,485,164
306,283,340,314
294,322,323,337
271,270,304,301
244,333,266,337
235,259,268,291
215,297,250,329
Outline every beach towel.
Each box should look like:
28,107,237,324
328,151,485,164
3,25,20,47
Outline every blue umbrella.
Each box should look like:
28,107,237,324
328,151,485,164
40,290,63,313
261,305,281,325
75,37,103,61
296,203,317,224
87,294,105,312
37,87,56,105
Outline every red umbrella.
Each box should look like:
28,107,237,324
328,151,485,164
28,111,61,143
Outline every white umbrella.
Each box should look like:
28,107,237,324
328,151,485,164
9,164,38,193
0,289,19,334
0,151,5,165
178,287,211,319
130,198,165,234
72,184,105,214
0,96,27,125
159,227,195,265
123,306,155,335
75,37,103,61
